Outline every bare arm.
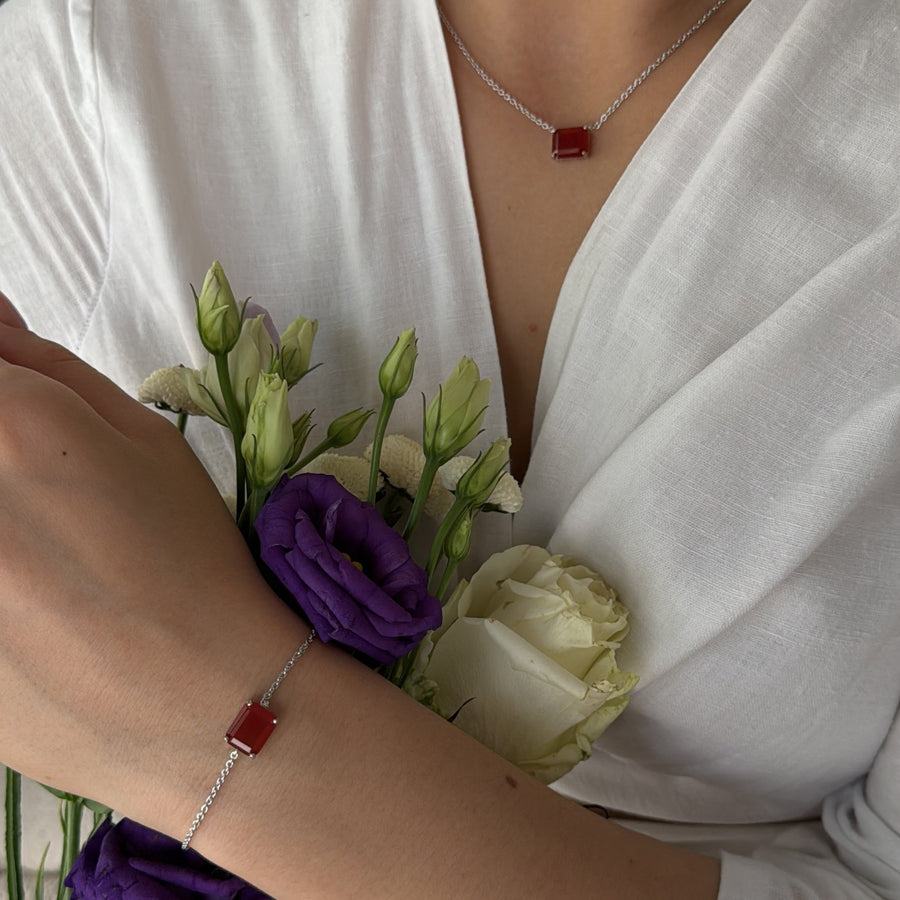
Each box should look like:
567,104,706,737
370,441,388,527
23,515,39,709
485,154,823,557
0,293,719,899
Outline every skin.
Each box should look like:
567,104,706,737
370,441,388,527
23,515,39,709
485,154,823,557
0,2,754,896
440,0,752,479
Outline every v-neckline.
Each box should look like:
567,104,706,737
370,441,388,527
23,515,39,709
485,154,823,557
422,0,759,488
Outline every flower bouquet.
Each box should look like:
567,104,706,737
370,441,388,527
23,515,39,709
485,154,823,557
4,263,636,899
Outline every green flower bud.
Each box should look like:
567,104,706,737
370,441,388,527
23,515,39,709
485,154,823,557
453,438,511,507
241,373,293,490
231,316,279,414
378,328,417,400
195,261,241,355
279,315,318,386
424,358,490,462
443,511,473,563
187,315,278,426
326,407,375,448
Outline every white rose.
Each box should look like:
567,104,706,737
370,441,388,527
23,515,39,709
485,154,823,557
409,545,637,784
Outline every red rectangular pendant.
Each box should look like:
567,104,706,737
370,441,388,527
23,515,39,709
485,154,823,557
552,127,591,160
225,701,277,757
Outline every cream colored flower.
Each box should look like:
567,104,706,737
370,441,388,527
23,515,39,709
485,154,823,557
408,545,637,784
187,315,279,425
138,366,206,415
365,434,454,519
485,474,523,513
242,373,293,490
438,456,523,513
424,357,490,461
302,453,380,501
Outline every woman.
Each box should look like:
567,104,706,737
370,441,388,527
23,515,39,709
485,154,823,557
1,0,898,896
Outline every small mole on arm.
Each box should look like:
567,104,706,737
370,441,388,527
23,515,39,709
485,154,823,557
527,322,538,334
61,450,68,456
505,775,518,789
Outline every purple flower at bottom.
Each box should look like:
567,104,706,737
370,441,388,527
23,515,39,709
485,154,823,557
255,473,442,664
65,818,270,899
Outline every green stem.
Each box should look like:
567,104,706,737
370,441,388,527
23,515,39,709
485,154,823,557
246,487,269,532
425,499,468,580
214,353,247,519
56,798,83,900
386,648,418,689
176,410,188,435
5,768,24,900
436,556,463,603
367,396,395,504
401,456,440,541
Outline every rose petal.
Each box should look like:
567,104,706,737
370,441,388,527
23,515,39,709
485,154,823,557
423,616,633,775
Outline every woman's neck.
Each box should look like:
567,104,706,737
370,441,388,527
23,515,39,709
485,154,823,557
436,0,752,480
437,0,745,127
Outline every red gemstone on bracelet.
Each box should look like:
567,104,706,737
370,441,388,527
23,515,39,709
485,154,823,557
551,126,591,160
225,701,277,757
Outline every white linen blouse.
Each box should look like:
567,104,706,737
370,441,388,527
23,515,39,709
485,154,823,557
1,0,898,896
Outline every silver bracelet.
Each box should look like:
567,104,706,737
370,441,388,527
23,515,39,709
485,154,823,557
181,629,317,850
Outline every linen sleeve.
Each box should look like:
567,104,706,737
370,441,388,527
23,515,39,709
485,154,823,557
0,0,107,349
823,711,900,898
718,676,900,897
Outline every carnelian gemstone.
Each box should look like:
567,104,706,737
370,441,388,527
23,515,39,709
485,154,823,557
552,127,591,160
226,701,277,757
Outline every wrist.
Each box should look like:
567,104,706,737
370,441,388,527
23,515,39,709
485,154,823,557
102,580,316,842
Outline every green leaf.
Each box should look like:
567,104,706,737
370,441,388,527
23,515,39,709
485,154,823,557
34,843,50,900
81,799,111,817
56,797,83,900
38,785,79,803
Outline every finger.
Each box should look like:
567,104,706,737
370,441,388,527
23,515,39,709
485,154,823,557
0,322,163,440
0,290,28,329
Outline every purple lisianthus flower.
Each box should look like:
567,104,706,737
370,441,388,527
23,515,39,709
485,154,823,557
65,818,270,899
255,473,442,664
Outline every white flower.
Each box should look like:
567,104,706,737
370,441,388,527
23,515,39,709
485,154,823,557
365,434,454,519
485,473,523,513
423,357,490,462
137,366,206,415
241,373,293,490
187,315,278,425
408,545,637,784
438,456,523,513
302,453,381,501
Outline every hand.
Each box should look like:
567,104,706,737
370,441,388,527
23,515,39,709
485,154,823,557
0,291,307,824
0,294,724,898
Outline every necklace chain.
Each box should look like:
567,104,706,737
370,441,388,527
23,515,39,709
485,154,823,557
438,0,730,135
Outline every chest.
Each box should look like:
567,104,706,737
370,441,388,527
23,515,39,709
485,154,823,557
444,25,739,479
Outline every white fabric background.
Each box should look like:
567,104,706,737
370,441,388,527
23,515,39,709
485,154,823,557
0,0,898,896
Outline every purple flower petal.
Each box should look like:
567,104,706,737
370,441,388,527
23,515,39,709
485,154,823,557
65,818,269,899
255,474,441,663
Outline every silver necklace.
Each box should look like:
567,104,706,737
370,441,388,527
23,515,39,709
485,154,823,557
438,0,730,160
